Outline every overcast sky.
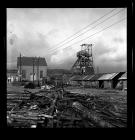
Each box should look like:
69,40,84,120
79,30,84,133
7,8,127,73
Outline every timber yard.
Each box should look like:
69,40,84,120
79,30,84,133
7,84,127,128
7,44,127,128
7,8,127,128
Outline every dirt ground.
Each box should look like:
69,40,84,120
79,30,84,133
7,84,127,128
64,86,127,95
64,86,127,103
7,83,127,99
7,83,40,93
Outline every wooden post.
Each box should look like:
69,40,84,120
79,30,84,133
33,57,35,84
20,53,22,82
38,57,40,86
37,57,40,86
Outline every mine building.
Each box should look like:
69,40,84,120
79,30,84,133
71,44,95,75
117,72,127,90
89,73,104,88
17,55,47,82
98,72,124,89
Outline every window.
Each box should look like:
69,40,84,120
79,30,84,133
40,70,43,78
22,70,26,78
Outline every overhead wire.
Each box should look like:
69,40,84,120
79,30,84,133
47,9,125,54
46,8,117,52
7,9,126,66
47,17,126,55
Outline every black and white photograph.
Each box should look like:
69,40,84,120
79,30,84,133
6,8,127,128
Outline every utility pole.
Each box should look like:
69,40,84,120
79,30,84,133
33,57,35,84
37,57,39,87
20,53,22,82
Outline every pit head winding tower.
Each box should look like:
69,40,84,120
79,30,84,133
71,44,95,75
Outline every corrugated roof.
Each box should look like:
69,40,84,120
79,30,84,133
73,75,82,81
83,75,95,80
17,57,47,67
79,75,88,80
77,75,94,81
90,73,104,81
69,76,74,81
70,75,81,81
98,73,119,80
119,72,127,80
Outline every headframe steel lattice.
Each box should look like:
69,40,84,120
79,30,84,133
71,44,95,75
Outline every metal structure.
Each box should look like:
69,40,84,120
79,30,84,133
71,44,95,75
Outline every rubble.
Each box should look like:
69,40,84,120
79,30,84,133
7,88,127,128
24,82,35,89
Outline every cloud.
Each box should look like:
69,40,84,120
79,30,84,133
50,49,74,65
98,62,127,73
7,30,51,68
7,8,127,73
49,54,75,69
91,27,126,72
113,37,124,43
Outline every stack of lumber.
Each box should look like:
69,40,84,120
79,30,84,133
7,89,127,128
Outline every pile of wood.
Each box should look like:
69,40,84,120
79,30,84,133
7,88,127,128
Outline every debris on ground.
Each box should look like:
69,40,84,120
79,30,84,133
24,82,35,89
7,88,127,128
41,84,54,90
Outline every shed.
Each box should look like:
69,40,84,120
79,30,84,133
119,72,127,80
69,75,75,85
117,72,127,90
79,75,89,86
69,75,82,86
82,75,95,87
98,72,123,89
89,73,104,88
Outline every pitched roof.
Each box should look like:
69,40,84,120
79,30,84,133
83,75,95,80
118,72,127,80
70,75,95,81
69,75,75,81
90,73,104,81
81,75,89,80
17,57,47,67
98,73,119,80
7,69,18,74
70,75,82,81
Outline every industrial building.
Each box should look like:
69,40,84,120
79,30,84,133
69,72,126,90
88,73,104,88
69,75,82,86
81,75,94,87
98,72,124,89
17,56,47,82
71,44,94,75
117,72,127,90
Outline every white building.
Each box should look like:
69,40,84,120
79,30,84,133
17,56,47,82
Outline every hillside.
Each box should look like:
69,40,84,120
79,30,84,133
47,69,72,76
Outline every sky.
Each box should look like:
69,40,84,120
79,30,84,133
7,8,127,73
